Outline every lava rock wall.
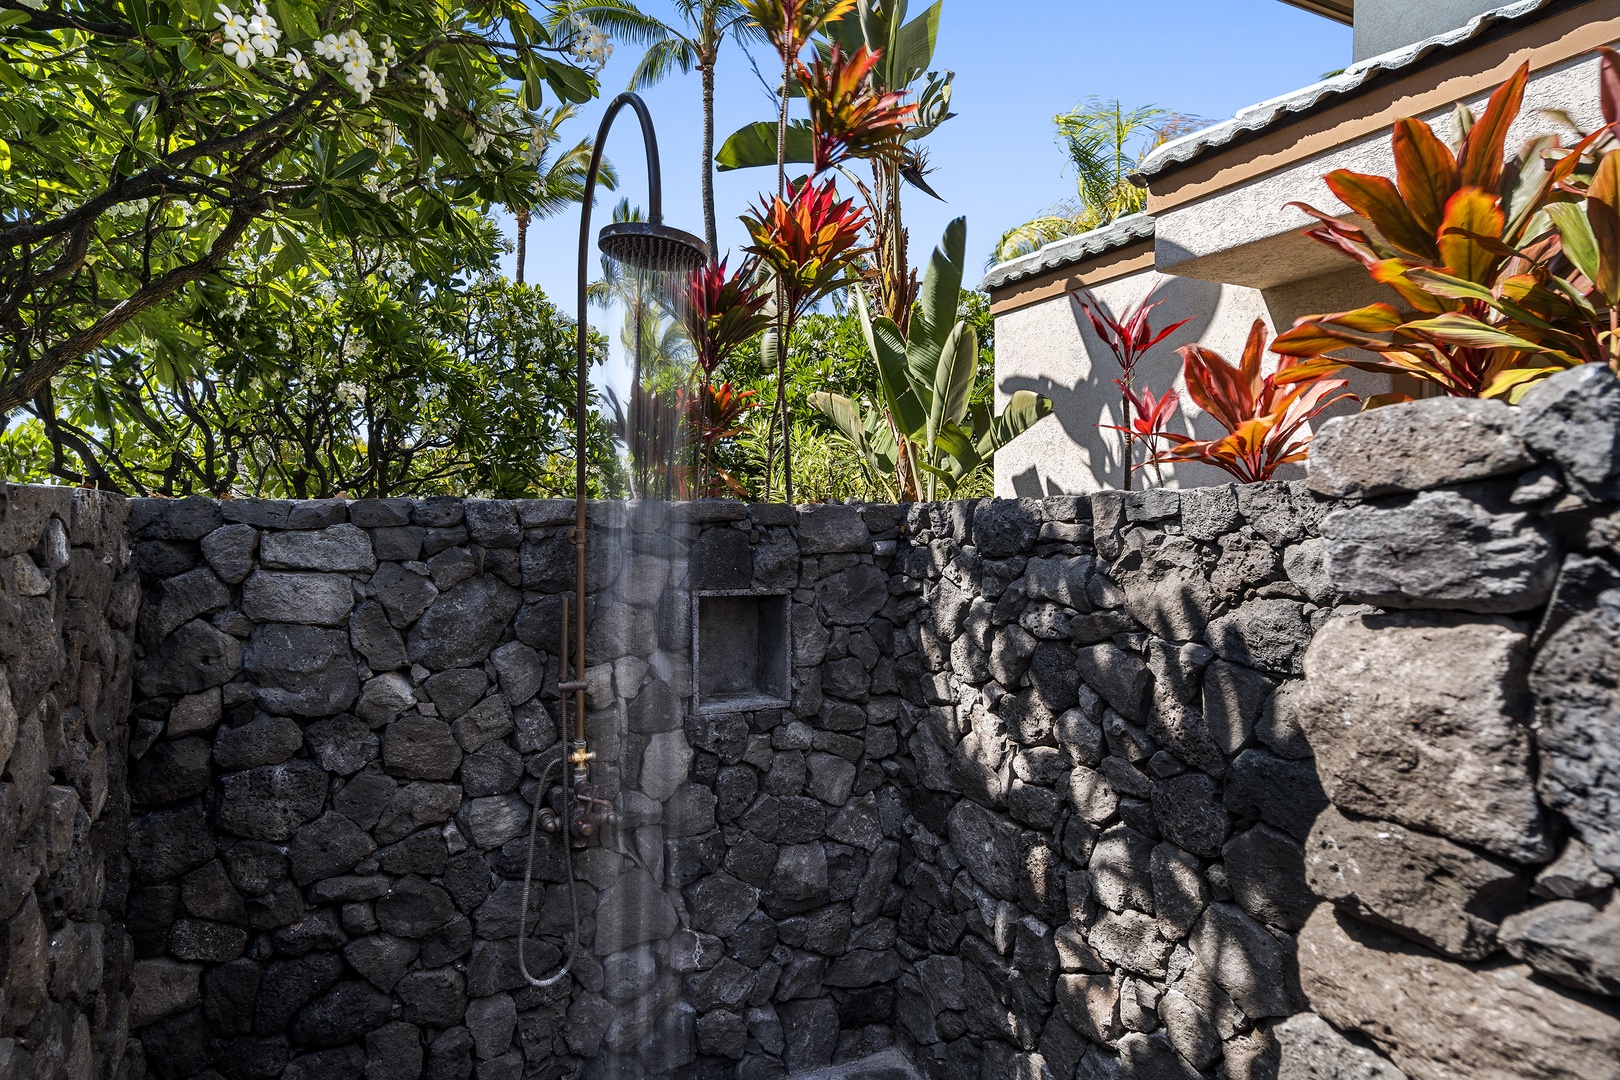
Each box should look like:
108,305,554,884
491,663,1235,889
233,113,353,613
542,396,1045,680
25,358,1620,1080
0,483,138,1079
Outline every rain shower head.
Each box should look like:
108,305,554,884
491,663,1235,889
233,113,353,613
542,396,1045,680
598,221,709,275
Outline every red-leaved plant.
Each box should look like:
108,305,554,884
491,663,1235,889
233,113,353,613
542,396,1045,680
682,257,772,380
1135,320,1357,484
1078,293,1192,489
799,44,917,173
742,177,870,328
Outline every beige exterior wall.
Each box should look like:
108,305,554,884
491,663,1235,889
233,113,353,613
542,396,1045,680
993,269,1277,498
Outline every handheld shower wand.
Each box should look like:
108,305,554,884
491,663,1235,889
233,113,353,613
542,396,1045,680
517,92,708,991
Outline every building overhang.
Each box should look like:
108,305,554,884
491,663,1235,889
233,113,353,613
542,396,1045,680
981,215,1156,316
1278,0,1354,24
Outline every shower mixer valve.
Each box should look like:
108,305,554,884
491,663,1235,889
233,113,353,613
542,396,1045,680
537,781,617,848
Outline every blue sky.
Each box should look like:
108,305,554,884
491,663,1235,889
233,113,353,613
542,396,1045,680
505,0,1351,381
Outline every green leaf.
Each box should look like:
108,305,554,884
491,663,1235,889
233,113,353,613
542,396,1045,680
975,391,1053,458
0,137,10,172
859,290,926,439
1547,202,1602,288
175,39,201,70
1403,312,1545,351
0,59,25,91
0,9,33,27
331,149,378,180
886,0,940,90
908,216,967,382
144,25,186,47
715,120,814,172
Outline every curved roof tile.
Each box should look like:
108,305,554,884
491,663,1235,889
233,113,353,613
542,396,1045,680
980,214,1156,293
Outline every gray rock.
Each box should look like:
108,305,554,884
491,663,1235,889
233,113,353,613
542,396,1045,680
370,563,437,627
167,688,222,738
201,524,259,584
1516,362,1620,494
1274,1013,1408,1080
260,524,375,572
1532,553,1620,653
1532,592,1620,875
215,762,328,842
797,505,871,554
245,623,358,717
689,529,751,589
1224,824,1315,933
291,812,377,885
490,642,543,706
1497,897,1620,997
424,669,487,720
1224,748,1327,842
242,571,353,626
214,713,303,771
594,869,678,953
130,958,202,1027
1075,645,1152,722
1158,987,1220,1071
345,935,419,993
948,800,1024,902
349,602,408,672
456,795,528,849
376,876,455,937
1305,805,1525,959
385,718,462,780
129,736,213,805
450,697,513,753
137,619,243,696
1256,682,1313,760
1152,773,1228,858
1151,844,1208,941
1535,838,1615,900
464,993,517,1059
1117,1032,1201,1079
1309,397,1534,498
1298,902,1620,1079
1284,537,1335,605
1145,696,1225,779
1201,660,1274,756
816,565,889,626
1189,903,1291,1019
464,500,519,547
141,565,232,643
1206,599,1311,676
975,500,1039,557
1321,485,1558,613
356,673,415,725
1026,556,1095,610
1298,611,1548,863
1090,825,1155,913
1122,565,1217,643
1090,910,1172,978
407,575,520,670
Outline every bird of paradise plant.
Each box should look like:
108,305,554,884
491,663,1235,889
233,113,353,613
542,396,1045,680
1271,56,1620,400
1078,294,1192,489
1132,320,1356,484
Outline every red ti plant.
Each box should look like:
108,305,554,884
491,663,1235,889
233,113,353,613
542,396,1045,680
1272,59,1620,399
1077,293,1192,489
682,381,761,498
682,257,772,380
742,177,869,500
1136,320,1357,484
799,44,917,173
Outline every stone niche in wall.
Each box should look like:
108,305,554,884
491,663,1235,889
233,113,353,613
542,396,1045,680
692,590,790,714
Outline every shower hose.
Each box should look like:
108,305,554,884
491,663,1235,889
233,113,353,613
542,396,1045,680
516,746,582,988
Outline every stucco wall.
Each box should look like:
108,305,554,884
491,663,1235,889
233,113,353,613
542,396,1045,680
1353,0,1508,61
992,270,1276,499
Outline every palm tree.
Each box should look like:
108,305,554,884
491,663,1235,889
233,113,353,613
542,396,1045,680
991,99,1198,266
513,105,618,284
553,0,763,262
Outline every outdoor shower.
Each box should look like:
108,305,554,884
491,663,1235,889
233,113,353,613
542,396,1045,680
516,92,708,990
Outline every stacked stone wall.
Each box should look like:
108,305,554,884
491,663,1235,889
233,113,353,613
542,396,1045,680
19,358,1620,1080
0,483,138,1079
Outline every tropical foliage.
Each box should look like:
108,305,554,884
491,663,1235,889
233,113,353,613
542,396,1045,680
1273,53,1620,399
993,100,1194,264
0,217,605,497
1130,320,1355,484
1078,294,1191,490
0,0,606,425
812,218,1050,499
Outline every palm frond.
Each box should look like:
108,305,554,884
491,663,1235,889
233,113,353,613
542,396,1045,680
629,35,698,90
553,0,677,45
991,205,1104,266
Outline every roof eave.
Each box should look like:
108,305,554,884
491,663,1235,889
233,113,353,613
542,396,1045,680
1278,0,1354,25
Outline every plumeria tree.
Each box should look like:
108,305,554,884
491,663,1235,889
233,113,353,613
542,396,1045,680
0,0,607,423
0,213,608,496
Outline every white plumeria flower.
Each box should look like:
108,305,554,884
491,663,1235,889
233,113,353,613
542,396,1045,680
313,33,342,61
380,36,396,63
423,98,438,121
222,37,255,66
215,6,248,41
286,48,310,79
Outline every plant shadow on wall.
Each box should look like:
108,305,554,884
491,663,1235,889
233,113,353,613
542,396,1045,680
999,276,1219,499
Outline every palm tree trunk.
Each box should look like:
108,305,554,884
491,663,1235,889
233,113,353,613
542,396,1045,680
515,208,530,285
701,62,718,265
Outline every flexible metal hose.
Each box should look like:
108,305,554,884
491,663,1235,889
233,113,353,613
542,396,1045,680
516,748,581,989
